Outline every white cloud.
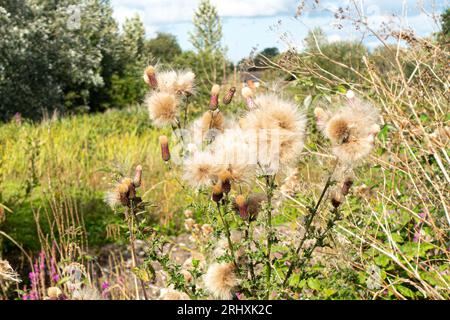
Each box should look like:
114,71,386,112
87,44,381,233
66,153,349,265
111,0,296,25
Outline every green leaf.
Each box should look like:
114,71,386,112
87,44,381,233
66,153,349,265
396,285,415,298
374,254,390,267
307,278,321,291
323,288,336,297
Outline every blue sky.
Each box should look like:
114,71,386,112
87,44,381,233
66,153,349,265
111,0,448,62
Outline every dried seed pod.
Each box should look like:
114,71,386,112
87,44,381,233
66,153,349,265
144,66,158,88
235,195,248,220
246,193,267,221
159,135,170,162
331,189,344,208
241,87,255,110
223,87,236,105
133,165,143,187
210,84,221,111
218,170,232,194
212,183,224,203
341,177,354,196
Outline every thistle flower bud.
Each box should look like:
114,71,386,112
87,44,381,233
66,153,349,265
331,189,344,208
144,66,158,88
246,193,266,221
218,170,232,194
117,178,134,206
210,84,221,110
241,87,255,110
235,195,248,220
212,183,224,203
341,177,354,196
159,135,170,162
133,165,142,187
223,87,236,105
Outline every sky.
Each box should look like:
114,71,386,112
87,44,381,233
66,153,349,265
111,0,448,62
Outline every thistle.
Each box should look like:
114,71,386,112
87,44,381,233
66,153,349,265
234,195,248,220
104,166,143,209
210,84,221,111
212,183,224,203
241,87,255,110
218,170,232,194
143,65,158,89
223,87,236,105
315,94,381,164
159,135,171,162
204,262,238,300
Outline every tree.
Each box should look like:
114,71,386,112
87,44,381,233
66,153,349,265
187,0,229,90
189,0,223,54
145,32,182,64
121,14,146,63
0,0,121,119
304,27,328,50
438,7,449,44
253,47,280,67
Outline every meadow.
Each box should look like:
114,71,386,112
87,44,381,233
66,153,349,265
0,1,449,301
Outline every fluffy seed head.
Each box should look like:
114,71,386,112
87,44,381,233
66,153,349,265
319,96,381,164
47,287,62,299
0,259,20,283
204,263,238,300
155,70,195,96
182,151,218,188
326,117,351,144
175,70,195,95
241,94,307,167
201,111,224,134
159,288,190,300
146,92,179,127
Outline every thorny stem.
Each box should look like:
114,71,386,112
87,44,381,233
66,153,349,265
296,208,341,281
264,174,276,299
282,164,337,288
216,201,241,276
244,223,256,283
125,206,148,300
